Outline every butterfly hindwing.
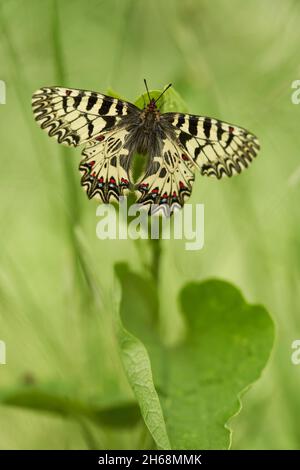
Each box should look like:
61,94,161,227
79,128,131,203
163,113,260,179
136,136,195,214
32,87,138,147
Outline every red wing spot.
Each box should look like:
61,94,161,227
88,160,95,167
151,188,159,194
95,135,105,142
162,192,168,198
121,178,129,184
179,181,186,190
172,191,177,197
228,126,234,133
92,172,96,177
182,154,189,161
109,177,116,183
98,176,104,183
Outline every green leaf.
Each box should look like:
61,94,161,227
115,264,275,450
113,266,171,450
134,89,161,110
158,87,189,113
134,85,188,112
0,382,140,429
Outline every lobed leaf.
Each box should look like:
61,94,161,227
115,264,275,449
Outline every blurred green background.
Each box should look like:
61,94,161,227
0,0,300,449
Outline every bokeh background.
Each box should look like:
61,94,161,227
0,0,300,449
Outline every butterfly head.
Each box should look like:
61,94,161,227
146,98,158,112
142,99,160,126
143,80,172,112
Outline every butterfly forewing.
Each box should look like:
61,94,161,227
163,112,260,179
32,87,138,147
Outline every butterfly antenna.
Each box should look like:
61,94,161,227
155,83,172,104
144,79,151,103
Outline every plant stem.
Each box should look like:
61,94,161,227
150,237,162,286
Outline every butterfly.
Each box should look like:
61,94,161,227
32,81,260,214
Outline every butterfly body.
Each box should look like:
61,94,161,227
32,86,260,213
119,98,167,158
